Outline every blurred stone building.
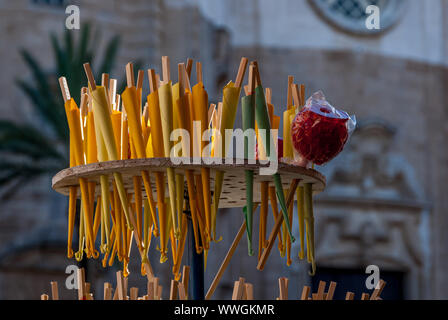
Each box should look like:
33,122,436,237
0,0,447,299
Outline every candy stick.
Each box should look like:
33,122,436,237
195,175,210,255
171,82,185,235
303,183,315,275
177,63,202,254
241,63,256,256
252,63,295,244
282,79,295,162
121,64,159,238
268,186,284,253
257,179,298,271
259,181,269,260
159,56,179,239
147,68,169,262
297,186,305,260
212,57,248,241
85,63,154,278
206,203,259,300
172,214,188,280
193,62,212,245
67,185,77,258
286,195,294,266
58,78,95,255
83,64,133,234
89,91,112,253
75,204,85,261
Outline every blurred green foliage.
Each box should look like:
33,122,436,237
0,23,120,200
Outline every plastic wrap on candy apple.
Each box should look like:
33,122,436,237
291,91,356,166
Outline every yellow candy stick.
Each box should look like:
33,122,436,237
176,64,202,254
172,82,184,233
159,57,179,239
297,186,305,260
83,64,133,236
192,65,212,243
147,69,169,262
58,78,79,259
121,85,159,237
65,99,94,256
212,57,248,241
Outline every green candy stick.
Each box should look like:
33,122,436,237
242,94,256,255
254,86,295,243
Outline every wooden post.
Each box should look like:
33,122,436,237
50,281,59,300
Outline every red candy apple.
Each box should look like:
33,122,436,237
291,91,354,166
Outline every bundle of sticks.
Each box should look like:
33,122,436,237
41,272,386,301
41,266,190,300
58,57,249,280
228,277,386,301
58,56,318,282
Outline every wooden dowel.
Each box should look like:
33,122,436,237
77,267,86,300
147,279,154,300
137,70,144,90
232,278,245,300
279,278,288,300
116,271,125,300
316,281,326,300
104,282,112,300
41,294,49,300
182,266,190,297
130,287,139,300
252,61,262,87
148,69,158,93
83,63,96,91
361,293,370,300
265,88,272,105
345,292,355,300
370,279,386,300
178,283,187,300
257,179,299,270
170,280,179,300
157,285,163,300
245,283,254,300
162,56,170,84
50,281,59,300
248,64,255,94
85,282,91,296
196,62,203,83
235,57,249,88
205,204,259,300
126,62,135,88
300,286,311,300
300,84,306,107
292,84,301,107
102,73,109,90
325,281,337,300
186,58,193,79
58,76,71,103
287,76,294,108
